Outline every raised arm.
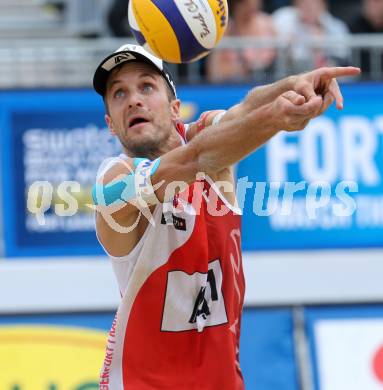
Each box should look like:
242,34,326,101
97,66,361,209
94,66,360,255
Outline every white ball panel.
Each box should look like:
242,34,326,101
173,0,217,49
128,0,139,30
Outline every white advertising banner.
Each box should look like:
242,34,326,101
315,319,383,390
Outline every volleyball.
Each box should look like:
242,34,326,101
128,0,228,63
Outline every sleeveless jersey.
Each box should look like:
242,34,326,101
97,122,246,390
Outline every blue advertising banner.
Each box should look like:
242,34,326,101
0,84,382,256
0,309,298,390
0,90,121,256
240,308,298,390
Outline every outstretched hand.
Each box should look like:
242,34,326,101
269,66,361,132
292,66,361,113
271,90,323,131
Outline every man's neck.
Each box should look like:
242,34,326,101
124,129,184,161
153,131,184,159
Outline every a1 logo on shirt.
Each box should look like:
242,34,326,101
161,260,228,332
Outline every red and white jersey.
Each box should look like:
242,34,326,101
97,123,246,390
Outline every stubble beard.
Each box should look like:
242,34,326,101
119,124,172,160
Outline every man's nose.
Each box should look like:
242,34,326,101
127,91,144,108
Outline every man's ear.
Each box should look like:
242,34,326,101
170,99,181,122
105,114,116,135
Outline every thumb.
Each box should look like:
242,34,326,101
282,91,306,106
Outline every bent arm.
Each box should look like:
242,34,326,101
96,66,361,217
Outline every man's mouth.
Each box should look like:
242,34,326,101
128,116,150,128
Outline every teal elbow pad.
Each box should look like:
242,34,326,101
92,173,136,206
92,157,161,207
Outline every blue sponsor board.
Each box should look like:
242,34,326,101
0,308,298,390
0,84,382,256
240,308,298,390
0,90,120,257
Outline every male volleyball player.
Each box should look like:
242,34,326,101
92,44,360,389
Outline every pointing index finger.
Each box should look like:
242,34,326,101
320,66,361,80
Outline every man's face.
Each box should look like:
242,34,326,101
104,61,180,158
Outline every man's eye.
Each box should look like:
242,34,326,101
142,84,154,93
114,89,125,98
